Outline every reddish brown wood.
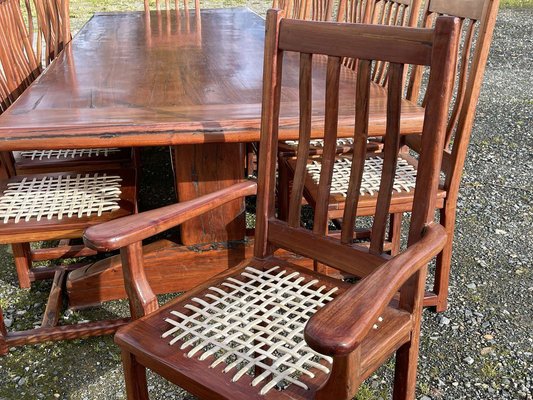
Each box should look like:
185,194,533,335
120,242,158,320
31,244,98,261
12,243,32,288
122,350,150,400
84,181,256,252
41,269,66,327
172,143,247,244
0,9,424,151
305,223,447,356
91,11,460,399
315,349,360,400
5,318,129,347
68,239,316,308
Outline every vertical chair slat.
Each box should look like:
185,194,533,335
340,59,371,245
312,56,341,236
445,19,476,147
254,10,284,259
369,62,404,255
288,52,313,228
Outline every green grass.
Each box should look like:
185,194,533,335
69,0,269,31
500,0,533,7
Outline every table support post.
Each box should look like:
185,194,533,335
172,143,247,245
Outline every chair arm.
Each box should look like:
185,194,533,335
83,180,257,252
304,222,447,356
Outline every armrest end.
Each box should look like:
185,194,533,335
84,180,257,252
305,223,447,356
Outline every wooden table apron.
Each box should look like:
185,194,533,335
0,8,425,307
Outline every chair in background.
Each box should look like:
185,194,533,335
144,0,200,13
30,0,71,66
273,0,335,21
4,0,135,176
284,0,500,311
277,0,422,223
0,0,137,292
82,10,458,399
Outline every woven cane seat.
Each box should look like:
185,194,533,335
0,169,136,242
17,148,122,161
306,155,418,197
279,138,382,156
115,263,409,399
13,148,133,172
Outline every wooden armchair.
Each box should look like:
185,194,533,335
82,11,458,399
276,0,422,221
0,0,139,353
282,0,500,311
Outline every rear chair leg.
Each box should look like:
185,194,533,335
121,350,150,400
433,206,456,312
388,213,402,256
12,243,32,289
0,306,8,356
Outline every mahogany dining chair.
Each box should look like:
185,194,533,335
0,0,137,292
83,10,459,399
282,0,500,312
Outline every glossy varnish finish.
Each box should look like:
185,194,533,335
82,11,459,399
0,8,424,151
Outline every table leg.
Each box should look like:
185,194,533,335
172,143,246,245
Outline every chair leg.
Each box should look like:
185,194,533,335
121,350,150,400
433,206,456,312
0,307,8,356
392,340,419,400
12,243,32,289
277,157,290,221
388,213,402,256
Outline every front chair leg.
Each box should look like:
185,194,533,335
12,242,32,289
433,206,456,312
315,349,361,400
122,349,149,400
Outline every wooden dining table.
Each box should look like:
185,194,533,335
0,7,425,307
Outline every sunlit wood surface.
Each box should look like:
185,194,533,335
0,8,424,151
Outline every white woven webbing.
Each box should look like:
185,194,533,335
0,173,122,223
18,148,122,160
162,266,339,395
307,156,417,196
284,138,355,149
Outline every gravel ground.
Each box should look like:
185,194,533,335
1,5,532,400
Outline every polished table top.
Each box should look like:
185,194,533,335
0,8,424,151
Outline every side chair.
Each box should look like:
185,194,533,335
276,0,422,223
83,10,459,399
282,0,500,311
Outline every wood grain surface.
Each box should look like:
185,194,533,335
0,8,424,151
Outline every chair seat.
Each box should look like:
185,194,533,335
0,169,136,242
115,260,412,399
288,153,446,216
279,138,383,156
13,148,133,172
307,154,418,197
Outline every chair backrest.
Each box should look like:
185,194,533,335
406,0,499,200
144,0,199,13
273,0,335,21
0,0,41,112
144,0,201,47
338,0,422,85
256,9,458,309
0,0,41,177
